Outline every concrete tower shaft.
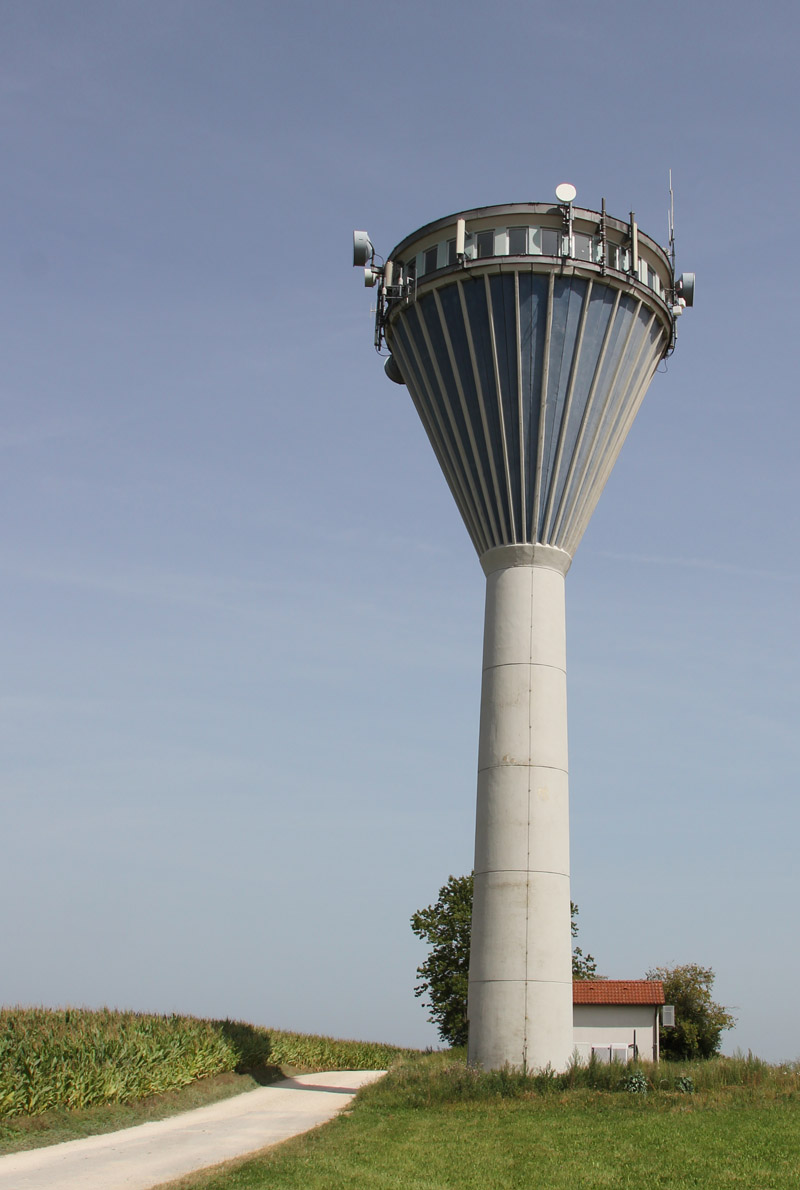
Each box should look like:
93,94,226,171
357,198,686,1071
470,543,573,1071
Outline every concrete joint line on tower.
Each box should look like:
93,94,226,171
477,766,568,776
481,661,566,674
470,977,569,986
523,564,535,1068
470,871,571,881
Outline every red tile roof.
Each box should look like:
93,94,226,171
573,980,664,1006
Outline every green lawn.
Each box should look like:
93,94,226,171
154,1056,800,1190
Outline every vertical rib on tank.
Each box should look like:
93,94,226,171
388,268,669,557
378,203,675,1072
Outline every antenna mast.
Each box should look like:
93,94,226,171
668,169,676,275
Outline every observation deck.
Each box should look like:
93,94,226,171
385,202,674,312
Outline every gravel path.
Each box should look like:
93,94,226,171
0,1070,385,1190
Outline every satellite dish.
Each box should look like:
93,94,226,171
555,183,577,204
353,230,374,267
384,355,406,385
676,272,695,307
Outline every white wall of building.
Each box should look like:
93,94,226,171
573,1004,660,1063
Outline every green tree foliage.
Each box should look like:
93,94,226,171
411,874,597,1046
411,874,473,1047
646,963,736,1059
570,902,598,980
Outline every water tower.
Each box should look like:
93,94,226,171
353,188,693,1071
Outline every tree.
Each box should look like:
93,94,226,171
410,874,472,1046
570,903,598,981
411,873,597,1046
645,963,736,1060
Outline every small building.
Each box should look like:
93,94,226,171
573,980,665,1063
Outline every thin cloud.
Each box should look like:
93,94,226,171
596,550,800,585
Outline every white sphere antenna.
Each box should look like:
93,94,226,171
555,183,577,204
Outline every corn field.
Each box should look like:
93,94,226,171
265,1029,409,1072
0,1007,411,1118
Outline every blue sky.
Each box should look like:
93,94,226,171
2,0,799,1060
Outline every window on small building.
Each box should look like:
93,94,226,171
592,1045,630,1064
447,238,457,265
405,257,417,282
476,230,495,258
573,233,592,262
508,226,528,255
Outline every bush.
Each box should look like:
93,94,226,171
618,1070,648,1094
646,964,735,1060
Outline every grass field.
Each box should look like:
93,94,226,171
153,1051,800,1190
